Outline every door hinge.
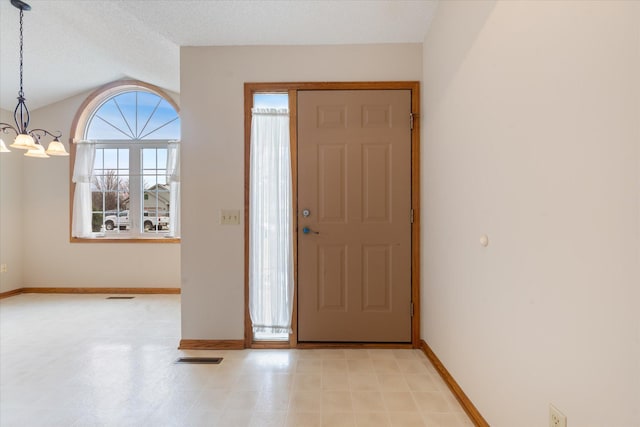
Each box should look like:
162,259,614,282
410,113,415,130
410,302,414,317
410,208,414,224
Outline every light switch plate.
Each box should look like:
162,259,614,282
220,209,240,225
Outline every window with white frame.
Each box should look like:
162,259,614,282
72,87,180,240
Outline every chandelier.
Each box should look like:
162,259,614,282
0,0,68,158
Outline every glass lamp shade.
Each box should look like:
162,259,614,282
24,143,50,158
10,133,36,150
46,139,69,156
0,138,10,153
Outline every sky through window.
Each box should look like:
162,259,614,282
86,91,180,140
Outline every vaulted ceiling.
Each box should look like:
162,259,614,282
0,0,438,111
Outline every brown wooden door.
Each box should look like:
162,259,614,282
297,90,412,342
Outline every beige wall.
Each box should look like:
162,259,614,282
422,1,640,426
0,108,24,293
180,44,422,340
10,88,181,288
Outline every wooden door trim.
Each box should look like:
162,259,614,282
244,81,420,348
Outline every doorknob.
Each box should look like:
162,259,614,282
302,227,319,235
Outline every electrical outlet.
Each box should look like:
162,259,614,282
550,404,567,427
0,264,6,273
220,209,240,225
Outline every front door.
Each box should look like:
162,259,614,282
297,90,412,342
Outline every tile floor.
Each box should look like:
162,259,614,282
0,294,473,427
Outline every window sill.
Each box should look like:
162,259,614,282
71,236,180,244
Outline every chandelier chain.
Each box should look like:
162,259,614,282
18,9,24,99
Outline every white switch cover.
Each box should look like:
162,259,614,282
220,209,241,225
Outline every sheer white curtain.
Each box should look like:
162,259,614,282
249,108,293,334
166,141,180,237
72,141,96,238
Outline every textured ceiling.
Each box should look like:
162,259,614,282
0,0,438,111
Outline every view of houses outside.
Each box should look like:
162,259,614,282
91,151,171,233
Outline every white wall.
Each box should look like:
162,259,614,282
180,44,422,340
0,108,24,292
18,89,181,288
422,1,640,426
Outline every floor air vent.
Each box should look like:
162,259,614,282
175,357,223,364
106,296,135,299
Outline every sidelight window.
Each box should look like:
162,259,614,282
249,92,293,341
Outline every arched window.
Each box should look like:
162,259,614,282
85,91,179,140
70,81,180,241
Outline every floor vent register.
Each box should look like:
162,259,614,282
175,357,223,364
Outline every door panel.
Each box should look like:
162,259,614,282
318,145,346,222
297,90,412,342
318,244,347,311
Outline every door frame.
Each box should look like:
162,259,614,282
244,81,420,349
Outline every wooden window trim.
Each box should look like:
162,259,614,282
244,81,421,349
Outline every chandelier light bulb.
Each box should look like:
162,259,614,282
46,139,70,156
0,138,10,153
10,133,36,150
24,143,50,158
